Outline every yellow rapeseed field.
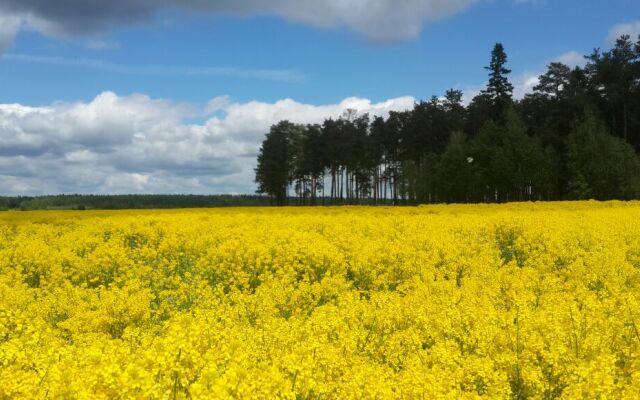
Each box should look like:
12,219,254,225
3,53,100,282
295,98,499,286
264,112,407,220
2,202,640,399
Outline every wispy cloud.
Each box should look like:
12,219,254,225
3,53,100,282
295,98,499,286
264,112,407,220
83,39,121,50
1,53,306,83
607,21,640,44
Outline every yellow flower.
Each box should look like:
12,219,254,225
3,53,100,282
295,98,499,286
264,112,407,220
1,202,640,398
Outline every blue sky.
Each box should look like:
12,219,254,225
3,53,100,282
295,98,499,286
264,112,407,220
0,0,638,195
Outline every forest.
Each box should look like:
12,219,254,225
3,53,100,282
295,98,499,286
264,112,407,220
255,36,640,205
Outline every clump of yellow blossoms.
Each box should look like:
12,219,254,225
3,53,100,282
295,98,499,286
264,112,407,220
2,201,640,399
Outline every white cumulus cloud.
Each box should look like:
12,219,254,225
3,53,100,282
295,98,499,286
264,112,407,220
0,91,415,195
607,20,640,44
554,51,587,69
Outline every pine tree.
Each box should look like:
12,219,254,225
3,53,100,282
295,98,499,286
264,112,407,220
482,43,514,118
534,62,571,98
255,121,304,205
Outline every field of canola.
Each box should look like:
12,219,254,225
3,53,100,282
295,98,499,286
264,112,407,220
2,202,640,399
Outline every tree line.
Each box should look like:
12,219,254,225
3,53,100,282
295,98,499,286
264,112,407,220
0,194,272,211
255,36,640,205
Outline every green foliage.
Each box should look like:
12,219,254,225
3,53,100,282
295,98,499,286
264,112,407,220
584,35,640,145
255,121,306,205
435,132,475,203
566,110,640,200
468,109,553,202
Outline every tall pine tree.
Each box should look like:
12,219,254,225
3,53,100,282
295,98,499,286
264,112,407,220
482,43,514,118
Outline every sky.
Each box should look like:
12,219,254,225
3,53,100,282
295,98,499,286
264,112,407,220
0,0,638,195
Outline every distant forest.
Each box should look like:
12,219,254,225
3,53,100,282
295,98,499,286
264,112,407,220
0,195,271,211
255,36,640,205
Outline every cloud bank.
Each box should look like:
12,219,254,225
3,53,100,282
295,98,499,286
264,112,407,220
0,92,415,195
0,0,480,49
